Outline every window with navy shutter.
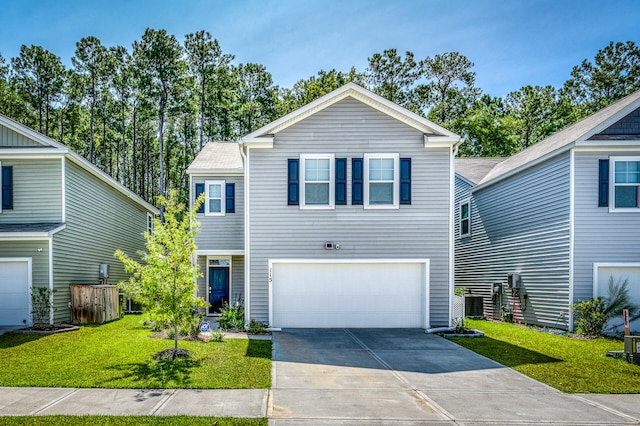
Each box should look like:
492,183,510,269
335,158,346,205
2,166,13,210
288,159,299,205
352,158,363,205
226,183,235,213
195,183,205,213
599,159,609,207
400,158,411,205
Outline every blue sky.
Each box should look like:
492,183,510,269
1,0,639,97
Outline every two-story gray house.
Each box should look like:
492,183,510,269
188,83,462,329
0,113,158,326
455,90,640,331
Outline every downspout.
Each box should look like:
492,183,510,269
49,236,54,325
449,139,462,327
238,140,250,327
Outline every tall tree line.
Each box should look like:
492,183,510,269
0,33,638,205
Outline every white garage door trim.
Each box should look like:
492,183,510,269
593,262,640,331
0,258,33,326
268,258,430,329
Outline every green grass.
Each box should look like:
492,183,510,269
452,319,640,393
0,416,266,425
0,315,271,389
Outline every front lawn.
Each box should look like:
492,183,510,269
0,416,266,426
0,315,271,389
452,319,640,393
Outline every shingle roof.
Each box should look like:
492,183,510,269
455,158,506,185
478,90,640,186
0,223,65,233
187,142,244,174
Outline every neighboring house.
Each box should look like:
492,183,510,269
188,82,462,329
455,90,640,331
0,113,158,326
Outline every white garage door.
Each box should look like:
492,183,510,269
0,259,31,326
595,264,640,332
270,260,429,328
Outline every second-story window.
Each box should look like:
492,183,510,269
205,180,226,216
364,153,399,209
459,199,470,238
300,154,335,209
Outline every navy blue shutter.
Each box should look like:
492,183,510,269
2,166,13,210
226,183,235,213
335,158,347,205
400,158,411,205
352,158,363,205
195,183,205,213
288,159,299,205
599,159,609,207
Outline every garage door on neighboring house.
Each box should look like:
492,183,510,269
594,263,640,332
0,258,31,326
269,259,429,328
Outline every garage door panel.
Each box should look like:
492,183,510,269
271,261,427,328
596,265,640,332
0,260,30,326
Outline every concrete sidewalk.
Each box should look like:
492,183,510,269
0,387,268,418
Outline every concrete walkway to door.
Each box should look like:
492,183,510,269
269,329,640,425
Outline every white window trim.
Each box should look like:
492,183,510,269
206,255,233,317
364,153,399,209
205,180,226,216
146,212,154,234
300,153,335,210
459,198,471,238
609,156,640,212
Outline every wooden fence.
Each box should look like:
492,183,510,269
70,284,120,324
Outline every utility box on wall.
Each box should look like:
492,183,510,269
624,335,640,365
507,272,521,289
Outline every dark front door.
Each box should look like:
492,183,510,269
209,266,229,315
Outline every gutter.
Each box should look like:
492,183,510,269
238,140,250,328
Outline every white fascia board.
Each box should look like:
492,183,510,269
0,148,66,158
0,224,67,240
243,83,460,141
576,139,640,148
196,250,245,256
187,170,244,177
240,137,274,148
424,135,462,148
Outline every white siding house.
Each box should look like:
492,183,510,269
188,83,462,329
455,90,640,332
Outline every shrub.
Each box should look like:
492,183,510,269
217,301,245,330
248,319,269,334
31,287,56,329
572,297,607,335
210,329,225,342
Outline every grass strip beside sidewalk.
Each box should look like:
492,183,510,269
452,319,640,393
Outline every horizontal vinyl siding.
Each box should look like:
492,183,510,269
249,98,451,327
52,160,150,322
573,149,640,302
197,255,245,314
455,153,571,328
0,158,62,223
0,125,44,147
193,176,244,251
0,240,49,287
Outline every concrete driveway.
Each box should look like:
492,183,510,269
269,329,640,425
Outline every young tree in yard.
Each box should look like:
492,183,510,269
115,190,207,359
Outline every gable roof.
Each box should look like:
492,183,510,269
0,113,158,213
241,82,461,147
456,158,505,185
187,142,244,175
476,89,640,188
